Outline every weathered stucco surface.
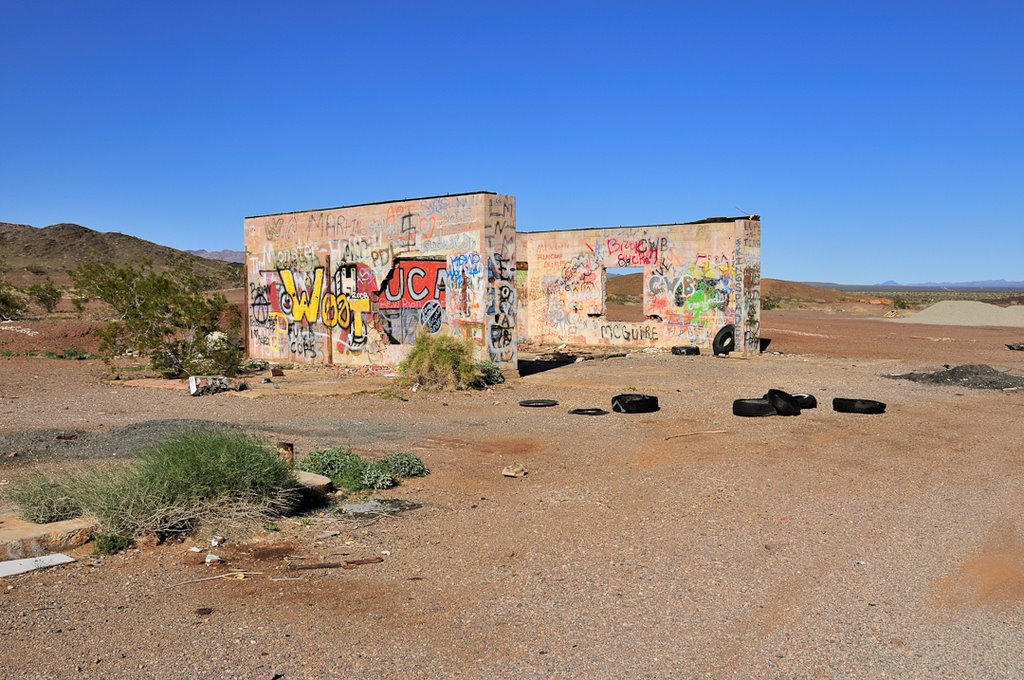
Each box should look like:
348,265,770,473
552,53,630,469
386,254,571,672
516,218,761,353
243,192,517,368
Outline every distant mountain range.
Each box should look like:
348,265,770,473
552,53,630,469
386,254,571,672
186,249,246,264
810,280,1024,291
0,221,243,289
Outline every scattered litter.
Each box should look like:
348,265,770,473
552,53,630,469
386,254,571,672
188,375,230,396
271,368,285,377
261,378,273,384
855,560,866,566
502,463,528,478
1008,343,1024,351
381,550,391,556
211,536,225,547
167,570,262,588
195,607,213,616
55,433,78,441
205,553,223,565
664,430,728,441
188,546,202,553
0,554,75,578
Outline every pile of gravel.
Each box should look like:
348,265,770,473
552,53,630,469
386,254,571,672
893,301,1024,327
889,364,1024,390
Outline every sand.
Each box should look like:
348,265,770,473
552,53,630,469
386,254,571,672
894,300,1024,328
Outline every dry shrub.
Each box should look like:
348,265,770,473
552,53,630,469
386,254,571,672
8,430,299,546
398,331,485,390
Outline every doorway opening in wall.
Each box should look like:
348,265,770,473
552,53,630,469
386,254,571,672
604,267,646,322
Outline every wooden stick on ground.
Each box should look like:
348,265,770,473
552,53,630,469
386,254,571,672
664,430,728,441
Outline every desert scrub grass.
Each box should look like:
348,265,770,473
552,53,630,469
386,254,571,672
377,451,429,479
65,430,298,540
297,447,369,491
8,473,82,524
397,330,484,390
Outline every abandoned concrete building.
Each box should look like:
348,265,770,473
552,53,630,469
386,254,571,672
243,192,760,371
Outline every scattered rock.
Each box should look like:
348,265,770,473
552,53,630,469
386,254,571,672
502,463,528,478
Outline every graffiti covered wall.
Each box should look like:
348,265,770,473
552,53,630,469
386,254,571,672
243,192,517,368
516,217,761,353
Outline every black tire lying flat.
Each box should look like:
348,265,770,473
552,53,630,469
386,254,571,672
569,408,609,416
713,325,735,356
671,345,701,356
733,398,775,417
519,399,559,408
611,393,659,414
792,393,817,409
764,389,801,416
832,398,886,414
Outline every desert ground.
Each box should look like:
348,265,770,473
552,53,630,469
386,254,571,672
2,306,1024,679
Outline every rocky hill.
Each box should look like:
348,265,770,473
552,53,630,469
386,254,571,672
0,222,243,289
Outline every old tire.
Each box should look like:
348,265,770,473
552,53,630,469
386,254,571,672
792,393,817,409
671,345,701,356
832,398,886,414
733,398,775,417
519,399,559,408
569,408,609,416
611,393,659,414
712,325,735,356
759,337,772,352
764,389,801,416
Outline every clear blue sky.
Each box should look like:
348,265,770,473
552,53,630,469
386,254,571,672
2,1,1021,284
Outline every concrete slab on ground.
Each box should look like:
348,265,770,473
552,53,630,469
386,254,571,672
0,513,97,559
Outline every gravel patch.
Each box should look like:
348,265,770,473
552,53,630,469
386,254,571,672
889,364,1024,390
0,419,240,464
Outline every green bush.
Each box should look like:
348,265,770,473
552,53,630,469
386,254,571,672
398,331,486,390
93,532,133,555
297,447,369,491
377,451,429,479
8,474,82,524
26,279,62,313
475,360,505,385
8,430,298,543
0,282,26,320
761,295,782,310
361,461,398,490
71,262,240,377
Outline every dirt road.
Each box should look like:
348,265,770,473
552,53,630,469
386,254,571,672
1,311,1023,678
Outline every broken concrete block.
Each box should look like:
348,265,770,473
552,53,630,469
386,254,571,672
294,471,332,494
0,554,75,578
0,513,97,560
